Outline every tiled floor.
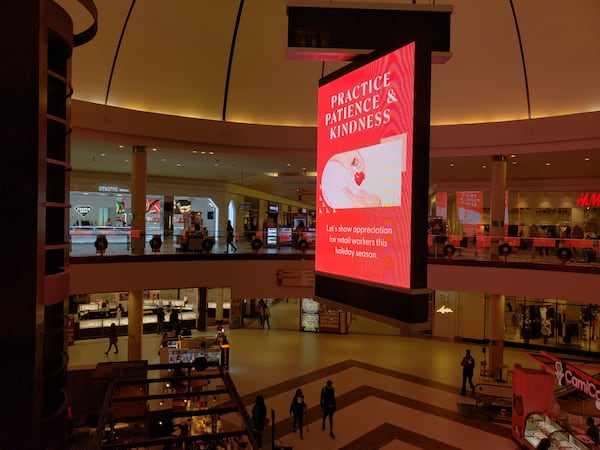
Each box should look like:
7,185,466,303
68,299,535,449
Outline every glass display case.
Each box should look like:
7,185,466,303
548,430,589,450
523,413,590,449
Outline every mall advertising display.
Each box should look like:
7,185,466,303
315,41,431,323
456,191,483,236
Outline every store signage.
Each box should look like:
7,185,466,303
436,305,453,314
98,185,129,193
277,269,315,287
576,192,600,208
554,360,600,408
533,351,600,410
74,205,93,217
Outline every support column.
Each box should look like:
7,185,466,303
490,155,507,260
128,290,143,360
164,195,174,248
215,288,224,324
128,146,147,360
197,287,207,331
488,294,506,380
131,145,147,255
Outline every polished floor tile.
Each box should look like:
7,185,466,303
68,300,532,449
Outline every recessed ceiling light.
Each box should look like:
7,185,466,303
176,163,181,167
512,161,517,165
125,159,129,163
100,153,106,157
152,148,158,152
192,150,198,154
118,145,124,149
161,158,166,162
545,162,551,166
201,151,206,154
510,154,516,158
482,165,487,169
584,157,590,161
214,163,219,167
286,163,291,167
450,163,454,167
209,151,214,155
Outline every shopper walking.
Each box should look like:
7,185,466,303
156,307,165,334
289,388,307,439
251,394,268,449
104,323,119,355
116,303,125,324
226,219,237,253
257,299,265,328
262,303,271,329
460,349,475,395
320,379,336,438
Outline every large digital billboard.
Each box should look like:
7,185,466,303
316,42,415,291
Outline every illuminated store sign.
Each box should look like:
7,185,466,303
576,192,600,208
74,205,92,217
98,185,129,193
532,351,600,410
554,360,600,408
436,305,453,314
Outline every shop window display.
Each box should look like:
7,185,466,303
504,297,600,354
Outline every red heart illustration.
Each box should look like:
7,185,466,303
354,171,365,185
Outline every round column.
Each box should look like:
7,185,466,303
131,145,147,255
128,290,143,360
489,155,507,260
488,294,506,380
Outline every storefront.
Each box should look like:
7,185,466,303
433,290,600,355
428,190,599,261
72,289,199,340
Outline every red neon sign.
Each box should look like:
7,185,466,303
533,351,600,408
576,192,600,208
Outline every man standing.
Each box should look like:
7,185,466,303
460,349,475,395
320,379,336,438
169,308,179,336
156,307,165,334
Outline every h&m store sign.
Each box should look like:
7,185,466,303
576,192,600,208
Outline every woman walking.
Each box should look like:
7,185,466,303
289,388,307,439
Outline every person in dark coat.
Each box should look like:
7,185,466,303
289,388,307,439
320,379,337,438
169,308,179,335
104,323,119,355
586,416,600,444
460,349,475,395
156,307,165,333
251,394,267,449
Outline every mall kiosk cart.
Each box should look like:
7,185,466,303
512,356,595,449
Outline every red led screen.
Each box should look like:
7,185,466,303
316,42,415,290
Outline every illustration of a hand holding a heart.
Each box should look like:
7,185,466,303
320,149,382,209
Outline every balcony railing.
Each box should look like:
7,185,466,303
68,226,599,268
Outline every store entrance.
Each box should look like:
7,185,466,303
242,298,410,336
